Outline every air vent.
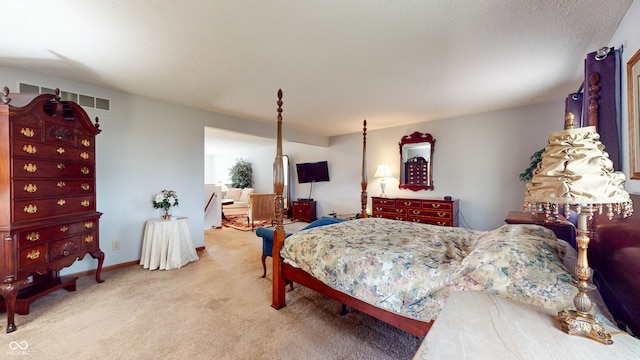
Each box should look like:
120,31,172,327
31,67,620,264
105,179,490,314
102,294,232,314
18,82,110,111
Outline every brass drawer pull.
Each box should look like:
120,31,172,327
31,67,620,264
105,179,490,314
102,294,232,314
57,147,65,154
84,222,94,229
57,181,66,188
60,226,68,232
27,250,40,260
80,152,89,160
21,127,34,137
63,251,69,256
81,200,90,207
57,199,66,206
24,183,37,193
81,167,90,175
26,232,40,242
23,163,37,172
84,235,94,243
24,205,37,214
437,212,447,218
431,203,441,208
81,139,91,147
23,144,37,154
57,163,65,170
81,183,90,190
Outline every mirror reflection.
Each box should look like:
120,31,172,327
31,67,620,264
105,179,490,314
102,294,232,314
399,132,435,191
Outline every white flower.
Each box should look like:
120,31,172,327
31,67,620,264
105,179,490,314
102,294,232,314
154,194,164,203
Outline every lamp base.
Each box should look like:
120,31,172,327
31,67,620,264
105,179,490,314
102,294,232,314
557,309,613,345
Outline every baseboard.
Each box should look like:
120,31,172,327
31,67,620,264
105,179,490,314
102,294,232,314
69,259,139,278
68,246,207,278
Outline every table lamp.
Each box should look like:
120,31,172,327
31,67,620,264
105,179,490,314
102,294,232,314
373,164,391,197
215,181,229,196
524,125,633,344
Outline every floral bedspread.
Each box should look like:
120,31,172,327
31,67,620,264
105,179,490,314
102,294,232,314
280,217,576,322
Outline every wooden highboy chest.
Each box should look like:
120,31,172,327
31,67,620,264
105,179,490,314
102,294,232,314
0,88,104,332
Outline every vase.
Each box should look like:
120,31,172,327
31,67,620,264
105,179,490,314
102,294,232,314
162,209,171,220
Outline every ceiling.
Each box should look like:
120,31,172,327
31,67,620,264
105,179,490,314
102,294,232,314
2,1,633,142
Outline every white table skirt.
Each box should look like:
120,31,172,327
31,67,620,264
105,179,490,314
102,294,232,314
140,217,199,270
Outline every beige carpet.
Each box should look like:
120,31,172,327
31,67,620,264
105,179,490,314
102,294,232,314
3,226,422,359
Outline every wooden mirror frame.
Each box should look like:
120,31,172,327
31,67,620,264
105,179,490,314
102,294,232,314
627,48,640,180
399,131,435,191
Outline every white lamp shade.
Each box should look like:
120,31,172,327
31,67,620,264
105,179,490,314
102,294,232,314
216,182,229,192
374,164,391,178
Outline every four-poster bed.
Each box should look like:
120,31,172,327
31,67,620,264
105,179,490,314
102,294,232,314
268,89,592,338
270,90,434,336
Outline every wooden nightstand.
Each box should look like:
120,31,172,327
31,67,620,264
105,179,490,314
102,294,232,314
291,200,317,222
505,211,576,248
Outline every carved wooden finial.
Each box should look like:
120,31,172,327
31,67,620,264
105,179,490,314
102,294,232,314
564,112,575,130
1,86,11,105
54,88,62,102
588,72,600,128
277,89,283,122
94,117,100,130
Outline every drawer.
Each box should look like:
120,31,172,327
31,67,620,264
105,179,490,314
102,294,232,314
49,236,80,262
14,179,94,199
19,244,48,269
14,196,96,222
395,199,421,209
412,209,452,220
12,124,42,142
372,198,394,206
372,204,397,214
76,134,95,149
373,212,407,221
13,139,94,163
293,201,312,209
17,219,98,247
80,231,99,251
422,201,453,211
13,159,95,179
409,217,453,227
44,122,75,145
293,207,310,217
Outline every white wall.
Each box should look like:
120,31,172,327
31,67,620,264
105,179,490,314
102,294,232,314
0,66,323,276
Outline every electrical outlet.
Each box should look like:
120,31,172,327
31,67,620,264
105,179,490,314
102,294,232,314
112,240,120,250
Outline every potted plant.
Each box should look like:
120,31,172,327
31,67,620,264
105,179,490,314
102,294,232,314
519,148,545,182
153,189,179,219
229,158,253,188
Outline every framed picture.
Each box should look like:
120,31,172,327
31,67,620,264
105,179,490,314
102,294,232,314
628,48,640,179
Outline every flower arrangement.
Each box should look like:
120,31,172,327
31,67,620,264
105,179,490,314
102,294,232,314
153,189,179,219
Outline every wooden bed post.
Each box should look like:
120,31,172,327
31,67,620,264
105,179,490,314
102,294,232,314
272,89,287,309
360,120,369,218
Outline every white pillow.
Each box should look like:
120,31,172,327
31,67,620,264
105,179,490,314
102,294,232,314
225,188,242,201
240,188,254,202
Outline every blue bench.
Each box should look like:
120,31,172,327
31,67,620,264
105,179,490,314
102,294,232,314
255,217,346,277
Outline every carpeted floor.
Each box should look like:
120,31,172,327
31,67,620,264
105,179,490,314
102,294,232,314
2,226,422,359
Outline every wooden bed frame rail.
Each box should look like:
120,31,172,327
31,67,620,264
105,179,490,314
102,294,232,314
270,89,432,337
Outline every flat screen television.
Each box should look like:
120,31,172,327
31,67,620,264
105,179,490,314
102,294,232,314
296,161,330,183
